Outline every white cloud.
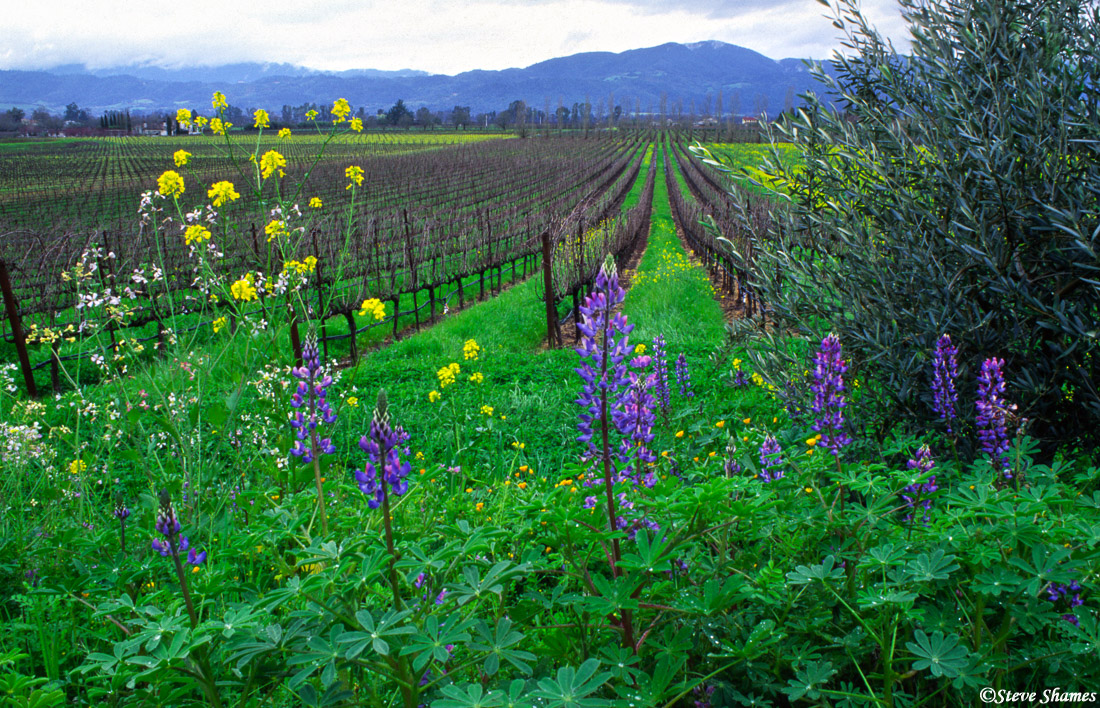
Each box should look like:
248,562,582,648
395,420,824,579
0,0,909,73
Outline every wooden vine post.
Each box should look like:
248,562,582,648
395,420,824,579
540,231,561,349
0,259,38,397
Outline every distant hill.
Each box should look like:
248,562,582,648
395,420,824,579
0,41,831,117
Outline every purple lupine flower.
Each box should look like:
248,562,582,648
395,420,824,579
151,490,204,563
693,683,716,708
932,334,959,433
1046,580,1084,625
356,390,412,509
757,435,783,482
975,357,1015,477
613,355,658,477
675,353,694,399
289,334,338,464
651,335,671,414
575,258,634,458
113,496,131,521
810,334,851,456
187,548,207,566
901,445,938,523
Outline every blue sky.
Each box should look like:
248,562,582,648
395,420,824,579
0,0,909,74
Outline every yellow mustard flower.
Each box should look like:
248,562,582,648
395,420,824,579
345,165,365,189
210,117,232,135
264,220,287,242
437,362,460,388
176,108,192,127
634,343,646,355
230,276,258,302
480,405,494,417
253,109,270,129
350,117,363,132
277,127,292,138
157,170,185,197
469,372,484,384
212,316,227,333
194,115,208,128
69,459,86,475
212,91,228,110
306,109,318,121
302,255,318,273
208,180,240,207
173,149,191,167
309,197,323,208
184,225,211,246
463,338,481,360
346,396,359,408
259,150,286,179
332,98,352,123
429,390,441,402
358,298,386,320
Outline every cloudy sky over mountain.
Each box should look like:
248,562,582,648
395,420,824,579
0,0,909,74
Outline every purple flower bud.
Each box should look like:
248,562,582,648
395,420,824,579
187,548,207,566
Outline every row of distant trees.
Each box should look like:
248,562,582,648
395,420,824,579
2,92,780,136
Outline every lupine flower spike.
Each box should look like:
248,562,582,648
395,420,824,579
151,490,205,628
976,357,1016,479
651,335,671,416
932,334,959,433
811,334,850,457
675,353,694,399
614,354,658,486
113,491,130,554
757,435,784,482
901,445,938,526
290,333,336,533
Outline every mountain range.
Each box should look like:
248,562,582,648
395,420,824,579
0,41,831,117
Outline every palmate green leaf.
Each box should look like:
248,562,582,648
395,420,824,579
618,529,672,574
905,630,970,678
401,614,474,672
469,618,535,676
1007,544,1074,595
1066,611,1100,655
782,661,837,702
533,658,612,707
904,549,960,583
340,608,414,658
432,684,505,708
972,567,1024,596
856,588,918,610
785,555,844,585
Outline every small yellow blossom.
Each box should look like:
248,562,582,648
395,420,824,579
176,108,192,127
253,109,270,129
463,339,481,360
469,372,484,384
804,486,814,494
429,390,441,402
264,219,287,243
212,91,228,110
358,298,386,320
309,197,323,208
259,150,286,179
345,165,364,189
231,276,258,302
475,502,485,512
634,343,646,355
173,149,191,167
278,127,292,138
675,430,684,438
716,420,725,428
350,117,363,132
194,115,208,128
210,117,232,135
518,482,527,490
208,180,240,207
184,225,211,246
438,363,460,388
212,317,227,333
480,405,494,417
306,109,318,121
157,170,185,197
69,459,86,475
347,396,359,408
332,98,352,123
742,417,752,424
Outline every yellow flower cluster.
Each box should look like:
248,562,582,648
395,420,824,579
282,256,317,275
212,91,228,110
212,316,227,333
437,362,460,388
231,275,258,302
350,117,363,132
309,197,323,208
346,396,359,408
69,459,86,475
184,225,211,246
429,390,441,402
210,117,232,135
259,150,286,179
306,109,318,121
176,108,192,127
253,109,270,129
634,343,646,355
463,338,481,360
278,127,292,138
157,170,185,197
264,220,287,242
481,405,494,417
469,372,484,384
173,149,191,167
332,98,352,123
208,180,240,207
345,165,364,190
358,298,386,321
